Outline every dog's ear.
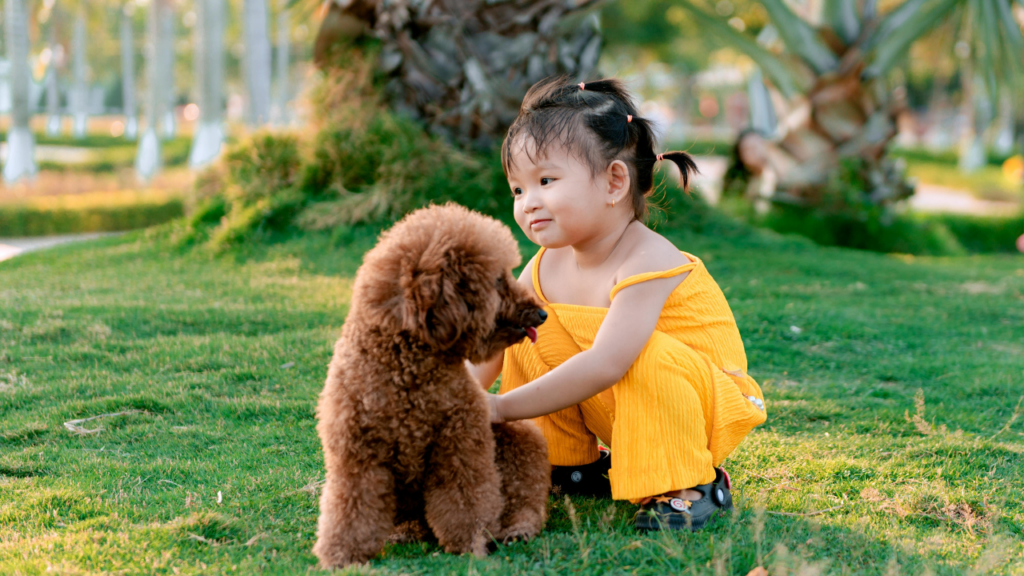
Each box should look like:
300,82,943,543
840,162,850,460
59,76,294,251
400,259,470,350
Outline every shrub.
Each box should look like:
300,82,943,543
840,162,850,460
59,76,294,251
187,47,515,251
924,213,1024,254
0,201,184,237
193,132,307,252
760,205,968,256
223,133,302,204
297,113,509,229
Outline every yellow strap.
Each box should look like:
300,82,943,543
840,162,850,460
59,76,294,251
608,253,699,301
531,246,550,304
535,247,699,304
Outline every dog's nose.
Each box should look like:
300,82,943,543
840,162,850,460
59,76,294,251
537,309,547,322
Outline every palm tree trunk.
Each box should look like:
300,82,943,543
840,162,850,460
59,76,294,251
272,0,290,126
71,11,88,139
243,0,272,126
189,0,226,168
136,0,165,180
3,0,36,184
160,8,177,139
121,7,138,141
45,13,62,136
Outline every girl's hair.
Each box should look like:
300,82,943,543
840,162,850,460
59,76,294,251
501,76,699,222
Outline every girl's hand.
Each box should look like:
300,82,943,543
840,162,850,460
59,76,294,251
487,393,505,424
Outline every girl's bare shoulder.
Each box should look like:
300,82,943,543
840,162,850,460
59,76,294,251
616,226,691,280
515,253,541,299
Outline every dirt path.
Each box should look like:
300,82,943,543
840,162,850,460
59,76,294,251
0,232,122,263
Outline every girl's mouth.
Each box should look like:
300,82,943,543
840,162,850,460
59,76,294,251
530,219,552,230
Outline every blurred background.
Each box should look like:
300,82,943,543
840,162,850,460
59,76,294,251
1,0,1023,257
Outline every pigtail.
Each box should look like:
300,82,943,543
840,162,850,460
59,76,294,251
504,75,702,222
658,151,700,191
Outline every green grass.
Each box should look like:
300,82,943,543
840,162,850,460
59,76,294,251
1,220,1023,574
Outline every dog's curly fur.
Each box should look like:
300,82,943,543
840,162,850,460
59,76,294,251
314,204,551,569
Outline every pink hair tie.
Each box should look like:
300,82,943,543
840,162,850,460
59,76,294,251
626,115,632,123
578,82,585,90
656,153,665,162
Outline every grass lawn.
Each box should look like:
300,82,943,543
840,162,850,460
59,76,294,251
1,221,1022,575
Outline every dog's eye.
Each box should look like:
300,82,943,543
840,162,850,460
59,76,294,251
495,276,506,289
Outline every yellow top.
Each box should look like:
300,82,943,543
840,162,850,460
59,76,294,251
502,247,766,499
530,246,753,378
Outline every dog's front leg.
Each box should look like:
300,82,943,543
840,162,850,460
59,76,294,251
423,411,503,557
313,461,395,569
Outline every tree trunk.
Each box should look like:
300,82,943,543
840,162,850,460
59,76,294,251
189,0,226,168
315,0,603,147
136,0,165,180
160,8,177,139
45,13,61,136
272,0,290,126
121,7,138,141
3,0,36,184
71,11,88,139
243,0,272,126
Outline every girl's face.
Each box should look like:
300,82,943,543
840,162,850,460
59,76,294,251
506,140,614,248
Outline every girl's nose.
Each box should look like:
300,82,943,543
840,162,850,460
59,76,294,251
522,190,542,213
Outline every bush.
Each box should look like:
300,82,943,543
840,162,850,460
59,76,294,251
924,213,1024,254
223,133,302,204
296,113,509,229
0,201,184,237
185,48,514,252
760,205,968,255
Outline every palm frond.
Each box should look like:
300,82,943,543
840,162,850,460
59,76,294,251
862,0,960,79
675,1,808,98
823,0,861,45
758,0,839,74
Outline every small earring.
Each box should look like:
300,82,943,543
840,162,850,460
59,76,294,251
611,199,616,207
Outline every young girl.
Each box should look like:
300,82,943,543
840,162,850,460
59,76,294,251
469,77,767,532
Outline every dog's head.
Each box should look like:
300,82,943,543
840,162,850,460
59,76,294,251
353,203,546,361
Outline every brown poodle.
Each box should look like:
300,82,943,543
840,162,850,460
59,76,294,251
313,204,551,569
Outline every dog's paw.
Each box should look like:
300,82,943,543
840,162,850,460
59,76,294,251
388,520,432,544
496,522,540,545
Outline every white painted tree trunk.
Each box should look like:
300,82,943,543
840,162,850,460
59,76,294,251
3,0,36,183
993,90,1015,156
121,8,138,141
243,0,272,126
45,17,61,136
71,12,88,139
189,0,225,168
136,0,165,181
160,9,177,139
271,0,290,126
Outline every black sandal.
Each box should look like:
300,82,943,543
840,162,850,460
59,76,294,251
634,467,733,532
551,447,612,498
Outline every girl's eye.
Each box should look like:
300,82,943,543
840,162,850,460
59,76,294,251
511,187,523,197
540,178,554,186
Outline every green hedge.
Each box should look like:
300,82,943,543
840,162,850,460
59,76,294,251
0,201,184,237
759,204,1024,255
925,213,1024,253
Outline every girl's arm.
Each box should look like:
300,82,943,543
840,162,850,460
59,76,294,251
489,272,685,423
466,353,503,391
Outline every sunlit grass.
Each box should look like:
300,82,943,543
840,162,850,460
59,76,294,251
0,224,1021,574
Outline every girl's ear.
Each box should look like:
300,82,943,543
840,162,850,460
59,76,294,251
606,160,631,205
